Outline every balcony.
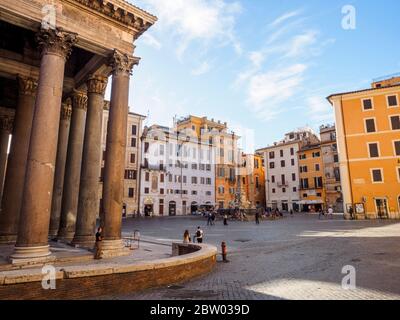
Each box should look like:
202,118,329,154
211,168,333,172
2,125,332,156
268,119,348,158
277,181,289,188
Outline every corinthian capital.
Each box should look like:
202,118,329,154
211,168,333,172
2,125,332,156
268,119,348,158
36,27,78,60
17,76,38,97
72,90,88,111
109,50,140,76
87,75,108,95
61,98,73,121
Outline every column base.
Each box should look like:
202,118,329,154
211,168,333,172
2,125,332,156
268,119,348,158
56,231,75,243
98,239,130,259
9,245,54,266
0,234,17,245
71,235,96,249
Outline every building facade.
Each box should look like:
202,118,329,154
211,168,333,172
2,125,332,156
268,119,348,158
176,116,241,209
320,124,343,212
328,75,400,219
258,128,320,212
99,103,145,217
240,153,266,208
139,124,215,216
298,143,325,212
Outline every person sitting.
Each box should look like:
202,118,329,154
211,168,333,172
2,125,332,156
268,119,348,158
183,230,192,244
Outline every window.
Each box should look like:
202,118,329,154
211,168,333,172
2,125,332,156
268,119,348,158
397,167,400,182
281,160,286,168
281,174,286,185
125,170,137,180
131,138,136,148
128,188,134,198
312,152,320,158
315,164,320,171
131,125,137,135
160,174,165,183
206,178,212,185
394,141,400,156
291,159,295,166
390,115,400,130
145,172,150,182
282,188,286,193
293,187,297,192
144,187,149,194
365,118,376,133
270,162,275,169
387,95,398,108
334,155,339,163
299,154,306,160
144,142,149,153
192,177,198,184
303,194,308,198
371,169,383,183
292,173,296,181
192,190,197,195
362,98,373,110
317,193,322,197
269,151,275,159
290,148,294,156
201,177,205,184
368,143,380,158
300,178,309,189
160,188,164,195
300,166,308,173
271,175,275,183
314,177,323,188
130,153,136,164
280,150,284,157
272,188,276,194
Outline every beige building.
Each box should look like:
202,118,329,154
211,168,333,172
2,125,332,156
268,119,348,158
320,124,343,212
99,102,146,217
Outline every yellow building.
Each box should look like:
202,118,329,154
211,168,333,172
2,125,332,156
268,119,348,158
176,116,241,209
298,143,325,212
328,75,400,219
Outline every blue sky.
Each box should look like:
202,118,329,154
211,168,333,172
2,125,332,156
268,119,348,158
118,0,400,151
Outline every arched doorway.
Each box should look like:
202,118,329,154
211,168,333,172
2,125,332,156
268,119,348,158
169,201,177,216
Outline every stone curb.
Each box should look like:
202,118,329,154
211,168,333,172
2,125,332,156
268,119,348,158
0,244,217,285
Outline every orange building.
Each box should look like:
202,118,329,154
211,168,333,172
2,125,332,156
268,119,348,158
176,116,241,209
298,143,325,212
240,153,266,208
328,75,400,219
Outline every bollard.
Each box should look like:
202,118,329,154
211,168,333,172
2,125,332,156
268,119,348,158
221,242,229,263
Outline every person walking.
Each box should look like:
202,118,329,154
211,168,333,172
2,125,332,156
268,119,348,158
318,208,325,220
255,210,260,225
328,207,334,219
183,230,192,244
223,214,228,226
94,227,103,260
207,212,212,226
195,227,204,243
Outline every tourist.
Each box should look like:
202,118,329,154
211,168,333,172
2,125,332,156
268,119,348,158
255,210,260,225
328,207,334,219
223,214,228,226
207,212,213,226
94,227,103,260
318,208,325,220
195,227,204,243
211,211,216,225
290,209,294,218
183,230,191,244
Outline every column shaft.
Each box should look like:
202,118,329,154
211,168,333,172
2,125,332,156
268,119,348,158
0,127,10,202
72,75,107,247
11,28,77,263
57,91,87,241
99,50,138,258
48,99,72,237
0,77,37,244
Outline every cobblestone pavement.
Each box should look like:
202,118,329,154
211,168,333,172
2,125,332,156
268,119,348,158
105,214,400,300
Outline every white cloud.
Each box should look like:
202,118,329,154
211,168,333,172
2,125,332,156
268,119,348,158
135,0,242,57
141,33,162,50
247,64,308,120
191,61,211,76
285,30,318,58
269,10,302,28
306,96,334,123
